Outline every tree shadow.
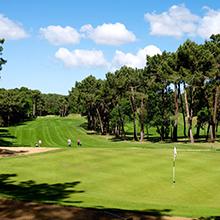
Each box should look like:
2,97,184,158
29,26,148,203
0,197,174,220
83,206,172,220
0,174,83,204
110,136,134,142
0,129,16,146
199,217,220,220
79,122,88,130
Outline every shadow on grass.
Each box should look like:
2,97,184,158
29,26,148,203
0,174,83,204
0,128,16,146
80,122,88,130
92,206,172,220
0,198,174,220
199,217,220,220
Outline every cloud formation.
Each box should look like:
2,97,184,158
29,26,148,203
197,8,220,38
112,45,162,69
145,5,220,39
40,25,80,45
0,14,28,40
145,5,199,38
55,48,108,67
80,22,136,45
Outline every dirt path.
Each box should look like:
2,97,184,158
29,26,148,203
0,147,60,157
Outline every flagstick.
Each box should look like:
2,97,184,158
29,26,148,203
173,158,176,183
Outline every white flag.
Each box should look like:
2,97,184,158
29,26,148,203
173,146,177,160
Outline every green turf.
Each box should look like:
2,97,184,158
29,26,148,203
0,148,220,218
1,115,220,218
1,114,220,150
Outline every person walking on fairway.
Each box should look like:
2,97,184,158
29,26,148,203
38,139,42,147
67,138,72,147
77,138,81,147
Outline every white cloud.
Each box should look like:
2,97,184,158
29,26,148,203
40,25,80,45
144,5,199,37
112,45,162,69
55,48,108,67
197,8,220,38
0,14,28,40
80,22,136,45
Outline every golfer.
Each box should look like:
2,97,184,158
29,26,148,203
67,138,72,147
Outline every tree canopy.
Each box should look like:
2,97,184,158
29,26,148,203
68,34,220,143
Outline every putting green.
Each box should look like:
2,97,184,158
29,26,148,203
0,147,220,218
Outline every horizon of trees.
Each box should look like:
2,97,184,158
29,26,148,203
0,87,69,126
1,35,220,143
69,34,220,143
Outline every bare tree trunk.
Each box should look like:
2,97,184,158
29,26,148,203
210,122,214,142
96,108,104,134
179,83,187,137
130,86,138,141
139,97,145,142
195,124,201,139
211,86,219,142
118,105,125,138
206,122,210,141
172,83,179,142
184,87,194,143
32,100,36,118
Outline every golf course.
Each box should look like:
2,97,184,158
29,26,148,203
0,115,220,219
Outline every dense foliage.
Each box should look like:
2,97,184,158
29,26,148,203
69,34,220,143
1,35,220,143
0,87,69,126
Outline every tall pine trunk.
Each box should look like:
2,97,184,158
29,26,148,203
196,124,201,138
184,86,194,143
139,97,145,142
179,83,187,137
210,86,219,142
96,108,104,134
32,99,36,118
130,86,138,141
118,105,125,138
172,83,179,142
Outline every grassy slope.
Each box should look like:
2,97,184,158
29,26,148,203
0,115,220,218
1,114,220,149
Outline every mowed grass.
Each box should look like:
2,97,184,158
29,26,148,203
1,114,220,149
2,115,121,148
0,148,220,218
1,115,220,218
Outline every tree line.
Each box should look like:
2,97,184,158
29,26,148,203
69,34,220,143
0,87,69,126
0,39,69,126
1,35,220,143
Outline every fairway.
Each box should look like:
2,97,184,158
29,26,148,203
1,116,220,218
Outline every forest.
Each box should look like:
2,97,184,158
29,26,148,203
1,35,220,143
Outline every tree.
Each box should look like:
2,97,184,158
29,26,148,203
203,34,220,142
0,39,7,73
145,52,173,141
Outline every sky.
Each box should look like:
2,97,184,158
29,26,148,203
0,0,220,95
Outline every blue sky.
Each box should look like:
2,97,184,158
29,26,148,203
0,0,220,95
